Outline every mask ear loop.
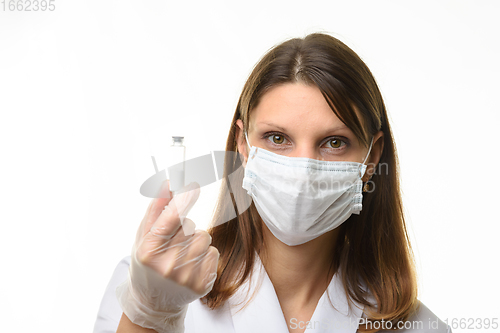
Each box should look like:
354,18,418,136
243,131,256,165
359,137,374,178
244,132,251,150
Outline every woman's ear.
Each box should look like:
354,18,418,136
362,130,384,182
235,119,248,166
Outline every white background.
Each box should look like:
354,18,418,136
1,1,499,332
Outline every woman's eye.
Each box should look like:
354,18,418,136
326,138,346,149
268,134,286,144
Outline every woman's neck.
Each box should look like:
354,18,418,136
259,224,340,308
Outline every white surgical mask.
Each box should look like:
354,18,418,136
242,132,373,246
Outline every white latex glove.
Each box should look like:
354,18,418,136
116,181,219,333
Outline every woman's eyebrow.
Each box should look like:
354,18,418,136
257,122,288,132
257,122,348,132
325,124,348,131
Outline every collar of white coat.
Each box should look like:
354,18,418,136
228,253,368,333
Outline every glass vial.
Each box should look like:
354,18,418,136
168,136,185,193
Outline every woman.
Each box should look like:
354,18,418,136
94,32,451,333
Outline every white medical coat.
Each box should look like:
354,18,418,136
93,255,451,333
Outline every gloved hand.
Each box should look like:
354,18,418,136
116,181,219,333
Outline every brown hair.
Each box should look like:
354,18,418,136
201,32,419,331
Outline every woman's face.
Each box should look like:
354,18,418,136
237,82,378,164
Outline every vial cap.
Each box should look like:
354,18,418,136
172,136,184,144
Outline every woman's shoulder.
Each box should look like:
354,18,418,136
93,255,133,333
94,255,232,333
357,276,451,333
375,301,451,333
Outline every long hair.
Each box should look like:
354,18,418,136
201,32,419,331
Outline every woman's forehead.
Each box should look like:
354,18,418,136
248,82,361,135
